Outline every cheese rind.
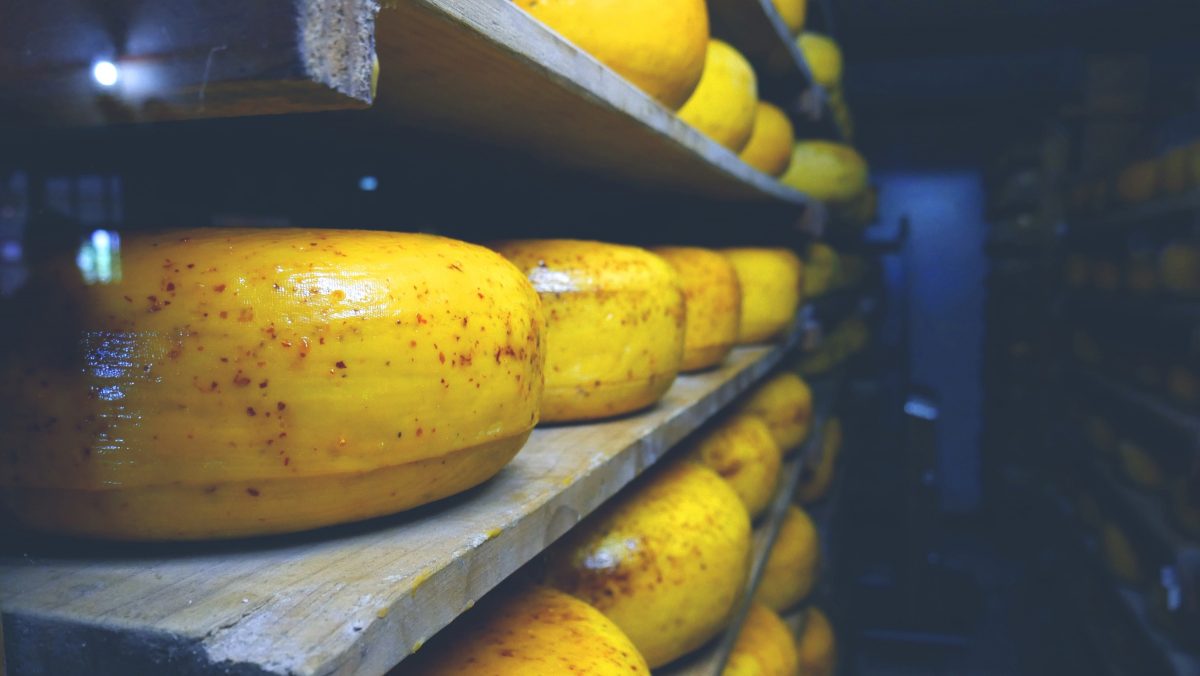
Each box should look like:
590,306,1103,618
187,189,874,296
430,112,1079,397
1,229,545,539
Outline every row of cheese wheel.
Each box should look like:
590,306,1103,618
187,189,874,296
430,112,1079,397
510,0,871,203
400,371,835,673
0,231,804,540
1067,140,1200,217
1064,242,1200,296
1070,326,1198,411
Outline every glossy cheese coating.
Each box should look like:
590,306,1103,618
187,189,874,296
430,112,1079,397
494,240,685,423
0,229,545,540
399,585,649,675
652,246,742,372
545,462,752,667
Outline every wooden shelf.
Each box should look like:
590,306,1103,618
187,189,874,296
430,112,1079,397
1076,368,1200,441
0,1,821,218
0,324,809,676
1074,190,1200,232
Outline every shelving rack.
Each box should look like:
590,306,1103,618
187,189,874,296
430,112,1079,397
1075,368,1200,442
0,1,858,673
1079,189,1200,233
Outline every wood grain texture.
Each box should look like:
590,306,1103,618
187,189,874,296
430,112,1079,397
0,0,374,125
0,330,805,676
370,0,812,207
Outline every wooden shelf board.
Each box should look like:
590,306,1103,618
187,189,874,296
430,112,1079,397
370,0,815,210
1,328,806,676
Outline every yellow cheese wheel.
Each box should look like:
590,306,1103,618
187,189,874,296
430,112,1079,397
780,141,868,206
754,505,819,611
771,0,807,34
722,247,804,344
1116,160,1159,204
1102,522,1142,585
685,412,781,519
0,230,544,540
804,243,840,298
399,585,649,675
723,604,800,676
1161,242,1200,294
797,608,836,676
1161,147,1191,195
513,0,708,110
678,40,759,152
652,246,742,371
739,102,797,177
545,462,752,667
1117,440,1163,490
493,240,685,422
796,416,840,504
737,372,813,453
796,32,842,90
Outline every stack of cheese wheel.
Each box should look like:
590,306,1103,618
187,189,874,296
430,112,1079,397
723,604,799,676
797,608,837,676
723,247,805,344
399,584,649,674
653,246,743,371
684,412,782,519
545,461,752,667
755,505,820,611
0,230,546,540
513,0,709,110
737,372,814,454
796,417,841,504
493,240,685,423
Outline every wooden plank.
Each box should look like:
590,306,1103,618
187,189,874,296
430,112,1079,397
369,0,813,206
0,1,375,125
0,331,806,676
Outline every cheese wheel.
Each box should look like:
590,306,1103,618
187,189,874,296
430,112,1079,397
796,608,836,676
545,462,752,667
739,102,797,177
754,505,819,611
0,229,544,540
737,372,813,453
684,412,781,519
399,585,649,675
494,240,685,422
723,604,800,676
677,40,759,152
796,417,840,504
722,247,804,344
652,246,742,371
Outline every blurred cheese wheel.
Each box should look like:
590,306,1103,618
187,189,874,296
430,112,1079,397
780,141,868,206
399,585,649,674
722,247,804,344
796,32,842,89
723,604,799,676
1161,147,1191,195
1116,160,1159,204
739,102,797,177
678,40,759,152
771,0,807,34
1161,242,1200,294
653,246,742,371
797,608,837,676
804,243,841,298
0,230,544,540
512,0,708,110
737,372,813,453
796,417,840,504
685,412,781,519
494,240,685,422
545,462,752,667
754,505,819,611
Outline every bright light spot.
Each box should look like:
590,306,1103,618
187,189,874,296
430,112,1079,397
358,175,378,192
77,229,122,284
0,241,20,262
92,60,119,87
